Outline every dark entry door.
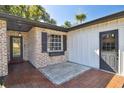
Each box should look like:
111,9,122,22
10,36,23,63
100,30,118,73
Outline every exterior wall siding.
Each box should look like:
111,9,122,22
0,20,8,77
68,18,124,75
1,15,124,76
7,31,29,61
28,27,67,68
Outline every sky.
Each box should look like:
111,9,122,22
43,5,124,26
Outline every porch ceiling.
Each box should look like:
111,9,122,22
7,20,33,32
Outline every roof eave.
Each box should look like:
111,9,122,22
68,10,124,31
0,12,67,32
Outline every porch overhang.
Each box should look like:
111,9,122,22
0,12,67,32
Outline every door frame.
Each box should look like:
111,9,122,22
10,36,23,62
99,29,119,73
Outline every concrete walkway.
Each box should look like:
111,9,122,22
39,62,90,85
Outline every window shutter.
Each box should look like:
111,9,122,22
42,32,47,52
63,35,67,51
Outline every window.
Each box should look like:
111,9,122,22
48,34,63,52
102,33,116,51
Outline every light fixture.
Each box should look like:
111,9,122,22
18,32,22,36
18,22,22,37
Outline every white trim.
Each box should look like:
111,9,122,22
47,34,63,52
118,49,121,75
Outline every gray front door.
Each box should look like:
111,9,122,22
100,30,118,73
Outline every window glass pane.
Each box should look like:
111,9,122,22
12,37,21,58
111,43,115,50
101,33,116,51
55,43,58,46
54,38,58,42
59,39,61,42
58,47,61,50
59,43,61,46
48,34,62,52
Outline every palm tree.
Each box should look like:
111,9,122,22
75,13,86,24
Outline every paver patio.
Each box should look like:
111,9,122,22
4,62,124,88
39,62,90,85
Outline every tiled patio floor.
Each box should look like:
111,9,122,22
4,62,124,88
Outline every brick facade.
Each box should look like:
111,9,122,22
0,20,8,77
0,20,68,77
28,27,68,68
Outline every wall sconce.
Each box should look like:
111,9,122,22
18,22,22,37
18,32,22,36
